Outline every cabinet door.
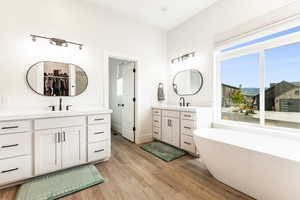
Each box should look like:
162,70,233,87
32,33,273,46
61,127,86,168
162,117,172,144
35,129,62,175
170,118,180,148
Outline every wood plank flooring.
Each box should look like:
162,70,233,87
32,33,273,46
0,134,255,200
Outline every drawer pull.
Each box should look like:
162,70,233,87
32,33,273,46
94,149,104,153
184,115,191,118
1,168,19,174
94,118,104,121
153,132,159,135
154,120,159,123
1,126,19,130
1,144,19,148
184,142,192,145
94,132,104,135
184,126,191,130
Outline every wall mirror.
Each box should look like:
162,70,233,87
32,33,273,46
172,69,203,96
26,61,88,96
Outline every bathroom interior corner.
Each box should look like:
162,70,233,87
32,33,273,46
1,0,300,200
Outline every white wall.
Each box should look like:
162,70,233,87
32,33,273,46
167,0,297,107
0,0,167,143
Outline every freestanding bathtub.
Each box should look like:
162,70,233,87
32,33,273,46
194,127,300,200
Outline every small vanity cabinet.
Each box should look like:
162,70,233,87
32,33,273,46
152,106,212,155
0,110,112,188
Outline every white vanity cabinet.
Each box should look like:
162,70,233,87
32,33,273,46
152,106,212,155
162,111,180,148
34,116,87,175
0,110,112,188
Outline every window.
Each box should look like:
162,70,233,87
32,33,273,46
217,24,300,130
265,42,300,129
117,78,123,96
221,53,260,124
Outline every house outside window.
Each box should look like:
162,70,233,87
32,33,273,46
216,22,300,130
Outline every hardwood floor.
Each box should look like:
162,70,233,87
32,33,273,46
0,135,255,200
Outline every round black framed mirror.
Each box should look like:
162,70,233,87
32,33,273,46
172,69,203,96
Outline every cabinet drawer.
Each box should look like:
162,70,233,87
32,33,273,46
88,124,110,143
181,112,196,121
162,110,180,118
152,115,161,127
88,141,109,162
0,121,31,134
35,117,85,130
181,135,196,153
0,132,31,159
152,109,161,116
153,127,161,140
88,114,110,125
181,120,196,136
0,156,32,186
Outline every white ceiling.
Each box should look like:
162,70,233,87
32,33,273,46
88,0,219,30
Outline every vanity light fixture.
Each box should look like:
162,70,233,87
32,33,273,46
30,34,84,50
171,52,196,64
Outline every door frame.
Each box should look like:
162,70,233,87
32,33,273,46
104,52,139,143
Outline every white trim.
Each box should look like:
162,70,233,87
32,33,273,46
259,50,265,126
219,31,300,61
216,14,300,50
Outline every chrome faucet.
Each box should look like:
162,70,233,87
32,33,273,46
179,97,185,107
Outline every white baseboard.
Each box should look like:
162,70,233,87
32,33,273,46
135,133,153,144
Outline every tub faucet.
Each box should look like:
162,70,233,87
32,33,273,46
179,97,186,107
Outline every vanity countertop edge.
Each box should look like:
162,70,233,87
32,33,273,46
0,109,113,122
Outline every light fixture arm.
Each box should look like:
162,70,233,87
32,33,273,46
30,34,84,50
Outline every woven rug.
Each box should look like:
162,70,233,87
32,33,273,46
141,142,186,162
15,164,104,200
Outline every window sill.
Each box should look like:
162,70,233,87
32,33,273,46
213,120,300,141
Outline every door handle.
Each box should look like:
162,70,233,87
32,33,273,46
2,144,19,148
170,120,172,127
56,132,61,143
1,126,19,130
184,141,192,145
1,168,19,174
94,132,104,135
62,132,66,142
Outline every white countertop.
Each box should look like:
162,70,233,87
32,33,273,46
152,104,212,112
0,109,113,122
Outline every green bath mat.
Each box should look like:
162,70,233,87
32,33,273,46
16,164,104,200
141,142,186,162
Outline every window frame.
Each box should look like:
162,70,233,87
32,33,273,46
214,25,300,133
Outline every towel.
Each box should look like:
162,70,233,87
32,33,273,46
158,83,165,101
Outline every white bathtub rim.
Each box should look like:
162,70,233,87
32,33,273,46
194,128,300,163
